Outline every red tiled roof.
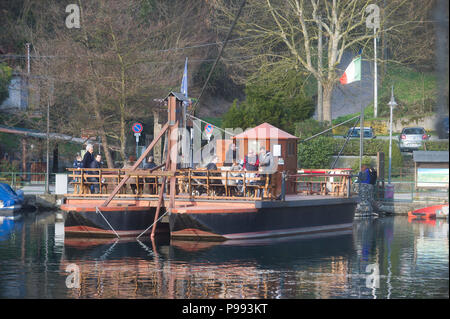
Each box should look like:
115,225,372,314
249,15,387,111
232,123,298,140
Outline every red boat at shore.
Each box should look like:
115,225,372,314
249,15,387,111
407,204,449,219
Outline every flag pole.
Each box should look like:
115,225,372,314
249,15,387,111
359,61,364,173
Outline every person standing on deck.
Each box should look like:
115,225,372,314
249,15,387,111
89,154,102,194
72,154,83,193
258,146,275,185
143,156,156,170
224,143,238,167
73,154,83,169
82,144,95,169
81,144,95,193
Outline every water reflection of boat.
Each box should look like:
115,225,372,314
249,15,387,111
62,231,353,266
0,217,23,241
60,231,354,298
408,216,436,226
170,231,354,267
63,237,170,261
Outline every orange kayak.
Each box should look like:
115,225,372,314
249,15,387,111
408,204,449,219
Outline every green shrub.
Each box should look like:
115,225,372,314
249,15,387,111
299,137,403,171
381,139,403,175
295,118,332,140
421,141,449,151
351,156,374,172
330,138,390,156
298,137,335,168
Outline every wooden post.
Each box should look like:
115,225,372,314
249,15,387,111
153,109,163,165
150,176,167,239
101,122,169,207
188,169,192,197
22,138,27,180
151,96,179,237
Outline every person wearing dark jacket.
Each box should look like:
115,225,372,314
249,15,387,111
82,144,95,170
72,154,83,193
143,156,157,170
89,154,102,194
358,164,371,184
73,154,83,169
243,149,259,171
206,156,218,171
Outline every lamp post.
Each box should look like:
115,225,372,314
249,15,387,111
366,4,380,118
387,86,397,184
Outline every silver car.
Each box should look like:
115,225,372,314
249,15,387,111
398,127,430,152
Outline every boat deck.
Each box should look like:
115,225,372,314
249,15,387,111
62,193,358,212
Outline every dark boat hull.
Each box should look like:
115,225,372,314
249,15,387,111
170,198,357,240
62,205,169,238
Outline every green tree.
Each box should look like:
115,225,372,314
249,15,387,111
0,63,12,105
222,68,314,133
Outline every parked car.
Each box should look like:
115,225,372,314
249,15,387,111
398,127,430,152
444,117,449,139
343,127,376,139
438,117,449,139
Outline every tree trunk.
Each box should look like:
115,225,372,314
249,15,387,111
91,86,114,168
322,84,333,123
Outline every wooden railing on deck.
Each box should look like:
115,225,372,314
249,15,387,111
288,172,353,197
66,168,278,200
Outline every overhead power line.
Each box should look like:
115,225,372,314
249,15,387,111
0,35,260,60
190,0,247,115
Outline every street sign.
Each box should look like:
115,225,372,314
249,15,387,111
204,123,213,135
132,122,143,134
204,123,213,140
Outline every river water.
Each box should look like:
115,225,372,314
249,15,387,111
0,211,448,299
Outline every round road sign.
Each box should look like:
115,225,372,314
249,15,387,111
132,122,143,134
205,123,213,134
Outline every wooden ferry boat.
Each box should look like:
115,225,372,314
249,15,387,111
60,93,357,240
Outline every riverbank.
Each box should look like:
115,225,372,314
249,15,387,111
378,199,449,216
23,194,64,211
21,192,447,217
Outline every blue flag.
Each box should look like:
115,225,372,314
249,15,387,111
181,57,188,97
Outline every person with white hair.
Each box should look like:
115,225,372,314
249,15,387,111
82,144,95,169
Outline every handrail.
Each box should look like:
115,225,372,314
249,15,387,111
65,168,357,199
288,172,353,197
66,167,275,200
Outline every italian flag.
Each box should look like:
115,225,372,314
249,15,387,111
339,56,361,85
